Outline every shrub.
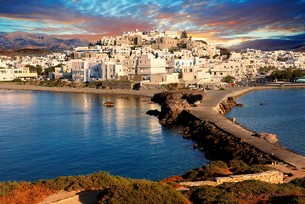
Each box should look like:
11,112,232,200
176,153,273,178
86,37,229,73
183,161,232,181
0,182,19,196
228,160,273,174
290,177,305,188
37,171,126,191
12,78,22,82
189,186,224,204
97,180,187,204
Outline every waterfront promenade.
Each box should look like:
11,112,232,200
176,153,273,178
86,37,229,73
190,87,305,170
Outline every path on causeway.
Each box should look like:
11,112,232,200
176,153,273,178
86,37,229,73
189,87,305,170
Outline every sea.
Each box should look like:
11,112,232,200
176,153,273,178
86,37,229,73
0,90,208,182
226,88,305,156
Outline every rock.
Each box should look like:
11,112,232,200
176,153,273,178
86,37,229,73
235,103,244,107
256,133,279,144
146,109,160,116
158,99,192,126
151,90,206,105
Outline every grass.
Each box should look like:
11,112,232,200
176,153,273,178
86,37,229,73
188,180,305,204
1,164,305,203
182,160,274,181
0,172,187,204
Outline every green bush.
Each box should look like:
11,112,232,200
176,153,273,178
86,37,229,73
189,180,305,203
97,180,186,204
0,181,19,196
12,78,22,82
228,160,273,174
37,171,125,191
290,177,305,188
189,186,224,204
183,160,232,181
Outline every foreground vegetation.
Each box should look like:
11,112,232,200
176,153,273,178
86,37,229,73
0,172,187,204
2,161,305,203
189,179,305,204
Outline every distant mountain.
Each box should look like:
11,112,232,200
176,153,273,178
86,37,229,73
0,49,52,56
0,31,89,51
292,44,305,52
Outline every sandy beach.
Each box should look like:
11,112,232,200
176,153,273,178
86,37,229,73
0,82,160,98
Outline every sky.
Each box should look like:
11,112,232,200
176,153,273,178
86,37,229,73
0,0,304,49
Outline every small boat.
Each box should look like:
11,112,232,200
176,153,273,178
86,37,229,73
103,101,114,107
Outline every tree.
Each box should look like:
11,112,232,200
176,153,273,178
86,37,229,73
95,40,102,46
25,65,42,75
180,30,188,38
197,40,207,45
292,69,305,78
43,67,55,76
221,75,235,83
220,48,231,59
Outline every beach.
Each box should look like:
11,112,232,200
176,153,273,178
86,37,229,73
0,82,160,98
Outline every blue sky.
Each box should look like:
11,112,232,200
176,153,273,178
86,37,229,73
0,0,304,48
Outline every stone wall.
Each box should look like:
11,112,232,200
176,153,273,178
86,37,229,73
180,170,284,187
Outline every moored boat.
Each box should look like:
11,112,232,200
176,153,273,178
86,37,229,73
103,101,114,107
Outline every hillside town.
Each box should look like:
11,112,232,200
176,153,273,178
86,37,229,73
1,29,305,87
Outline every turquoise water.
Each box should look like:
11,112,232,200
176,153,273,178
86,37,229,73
0,90,208,182
227,89,305,156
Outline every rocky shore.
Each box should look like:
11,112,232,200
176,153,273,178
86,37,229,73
148,90,276,165
149,88,305,172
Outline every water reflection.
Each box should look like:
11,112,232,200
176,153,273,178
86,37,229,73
0,90,34,109
0,91,208,181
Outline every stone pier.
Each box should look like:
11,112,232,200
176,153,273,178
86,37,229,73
189,87,305,170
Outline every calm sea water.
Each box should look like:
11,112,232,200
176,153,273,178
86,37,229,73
0,90,208,182
227,89,305,156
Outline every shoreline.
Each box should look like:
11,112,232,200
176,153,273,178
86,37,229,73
0,82,160,98
2,83,305,171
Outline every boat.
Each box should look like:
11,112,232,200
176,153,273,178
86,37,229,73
103,101,114,107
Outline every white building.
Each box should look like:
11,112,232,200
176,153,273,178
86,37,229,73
0,67,37,81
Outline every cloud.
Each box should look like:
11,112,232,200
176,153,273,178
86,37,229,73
0,0,304,48
231,33,305,50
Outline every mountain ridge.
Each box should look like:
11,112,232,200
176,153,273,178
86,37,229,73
0,31,89,51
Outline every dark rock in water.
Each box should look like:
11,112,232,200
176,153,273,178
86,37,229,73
235,103,244,107
146,109,160,116
219,97,244,113
151,91,183,104
151,90,206,105
177,111,277,165
260,103,266,106
158,99,192,126
182,93,203,104
151,90,205,126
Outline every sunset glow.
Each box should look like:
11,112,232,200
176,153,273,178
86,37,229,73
0,0,304,48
